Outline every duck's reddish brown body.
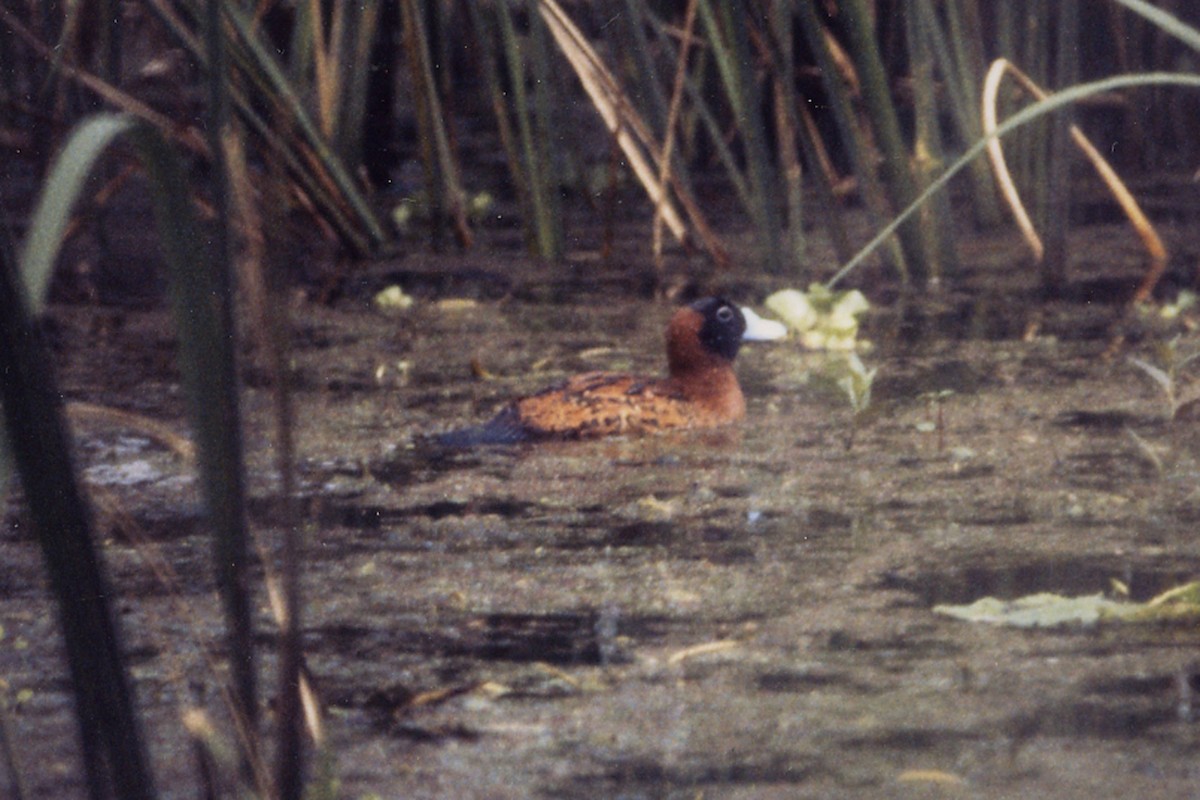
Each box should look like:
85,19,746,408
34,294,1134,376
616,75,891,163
436,297,752,446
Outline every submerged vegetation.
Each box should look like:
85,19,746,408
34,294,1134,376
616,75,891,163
4,1,1200,797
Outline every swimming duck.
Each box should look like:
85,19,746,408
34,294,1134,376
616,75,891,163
436,297,781,446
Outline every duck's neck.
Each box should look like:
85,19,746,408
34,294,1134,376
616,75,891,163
667,362,746,421
664,310,746,421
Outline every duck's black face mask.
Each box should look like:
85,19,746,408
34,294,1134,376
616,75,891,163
691,297,746,362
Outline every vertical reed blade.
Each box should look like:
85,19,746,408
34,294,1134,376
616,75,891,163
3,112,157,800
838,0,942,284
539,0,730,265
697,0,784,272
499,0,560,258
401,0,472,249
794,0,908,277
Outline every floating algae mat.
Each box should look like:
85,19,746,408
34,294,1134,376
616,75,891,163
934,581,1200,628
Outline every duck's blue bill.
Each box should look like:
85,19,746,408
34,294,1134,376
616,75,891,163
740,307,788,341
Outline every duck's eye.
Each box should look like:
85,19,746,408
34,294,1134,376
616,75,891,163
716,306,735,323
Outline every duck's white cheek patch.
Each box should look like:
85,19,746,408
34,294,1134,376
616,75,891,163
740,307,788,341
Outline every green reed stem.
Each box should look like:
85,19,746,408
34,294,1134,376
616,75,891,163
199,10,261,788
4,112,158,800
916,0,1001,227
0,259,157,800
907,0,957,277
525,0,565,252
698,0,784,273
766,0,807,263
463,1,529,215
498,0,561,259
826,70,1200,289
795,0,907,276
617,0,671,137
219,2,388,249
840,0,941,285
141,0,382,256
1043,0,1080,294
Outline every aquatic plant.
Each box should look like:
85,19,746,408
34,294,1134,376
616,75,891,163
835,353,878,418
915,389,957,453
1128,332,1200,422
765,285,871,352
821,352,878,451
935,580,1200,628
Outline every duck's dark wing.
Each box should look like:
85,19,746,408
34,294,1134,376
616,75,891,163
433,404,533,447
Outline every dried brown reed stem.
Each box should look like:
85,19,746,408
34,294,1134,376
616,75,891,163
982,58,1167,305
652,0,699,269
538,0,729,267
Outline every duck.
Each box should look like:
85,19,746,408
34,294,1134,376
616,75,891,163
435,297,782,446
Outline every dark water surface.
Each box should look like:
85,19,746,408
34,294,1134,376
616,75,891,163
4,239,1200,798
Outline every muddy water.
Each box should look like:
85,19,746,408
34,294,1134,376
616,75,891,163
4,256,1200,798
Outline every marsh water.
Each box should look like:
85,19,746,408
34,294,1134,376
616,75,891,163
5,225,1200,798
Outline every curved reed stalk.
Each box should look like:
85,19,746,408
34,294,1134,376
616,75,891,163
981,58,1166,305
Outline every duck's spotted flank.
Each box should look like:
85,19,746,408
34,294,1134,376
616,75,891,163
435,297,778,446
